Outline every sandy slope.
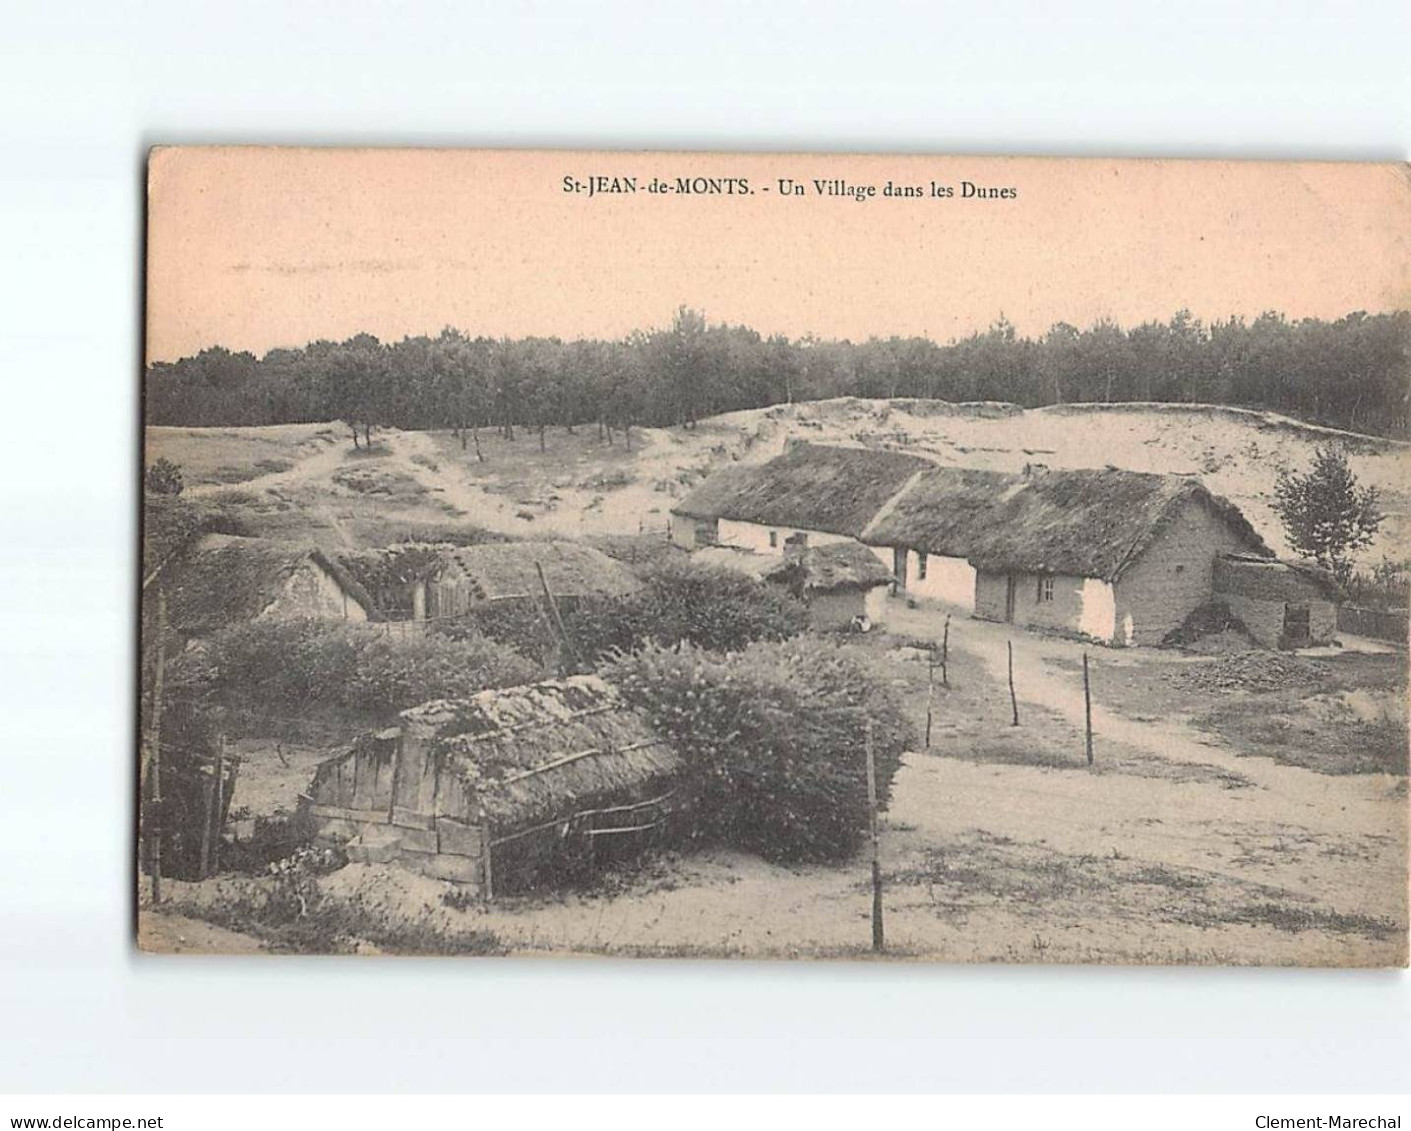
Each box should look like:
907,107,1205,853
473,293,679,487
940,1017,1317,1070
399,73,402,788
147,399,1411,560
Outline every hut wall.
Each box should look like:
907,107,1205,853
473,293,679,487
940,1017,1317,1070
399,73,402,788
716,518,852,555
972,569,1106,640
269,561,369,622
887,547,975,609
973,570,1009,622
1222,593,1336,649
1113,502,1256,647
863,583,889,623
1012,572,1087,634
306,737,490,893
669,511,707,549
809,589,867,629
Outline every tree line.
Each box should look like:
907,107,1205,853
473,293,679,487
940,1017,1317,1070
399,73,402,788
145,306,1411,441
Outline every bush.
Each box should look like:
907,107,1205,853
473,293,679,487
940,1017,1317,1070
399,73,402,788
201,618,542,719
429,559,807,668
346,631,540,714
607,637,913,863
145,457,185,496
432,600,558,660
564,558,808,663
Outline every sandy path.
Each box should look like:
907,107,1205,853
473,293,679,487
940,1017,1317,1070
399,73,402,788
886,604,1406,927
137,909,265,955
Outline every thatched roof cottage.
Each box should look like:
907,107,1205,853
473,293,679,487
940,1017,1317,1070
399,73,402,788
675,443,1281,647
669,442,932,556
166,533,373,637
304,675,682,895
427,540,642,619
962,468,1271,646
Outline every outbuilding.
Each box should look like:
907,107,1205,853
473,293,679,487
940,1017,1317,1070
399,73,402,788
303,675,683,895
166,532,373,637
1212,553,1340,648
761,541,893,629
426,540,642,618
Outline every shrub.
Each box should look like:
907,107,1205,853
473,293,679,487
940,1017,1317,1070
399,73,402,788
432,600,559,661
562,558,808,663
201,618,541,719
145,457,185,496
429,559,806,668
607,637,913,863
346,631,540,714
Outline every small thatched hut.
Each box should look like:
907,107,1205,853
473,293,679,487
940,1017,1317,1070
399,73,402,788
426,541,641,619
762,542,892,628
1213,553,1341,648
166,533,373,637
669,442,932,553
303,676,683,895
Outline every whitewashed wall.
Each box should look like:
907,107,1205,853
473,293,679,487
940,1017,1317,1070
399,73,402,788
717,519,852,555
880,546,976,610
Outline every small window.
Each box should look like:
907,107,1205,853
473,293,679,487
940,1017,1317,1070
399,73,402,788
769,530,778,549
917,552,928,581
1038,575,1055,603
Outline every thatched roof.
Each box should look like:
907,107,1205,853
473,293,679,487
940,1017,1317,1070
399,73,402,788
672,443,933,537
963,469,1270,581
691,546,779,579
403,675,679,829
763,542,891,593
433,541,642,602
862,466,1018,556
1214,553,1342,602
166,533,375,635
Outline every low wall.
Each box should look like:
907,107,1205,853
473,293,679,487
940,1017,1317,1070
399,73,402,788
1337,604,1409,644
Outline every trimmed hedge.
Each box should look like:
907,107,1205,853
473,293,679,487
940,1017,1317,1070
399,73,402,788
607,637,913,863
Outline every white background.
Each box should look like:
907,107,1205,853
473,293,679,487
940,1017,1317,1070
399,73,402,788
1,0,1408,1096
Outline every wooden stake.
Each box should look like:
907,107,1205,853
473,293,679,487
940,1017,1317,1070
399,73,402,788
147,583,168,903
865,719,884,953
1007,639,1019,727
535,561,580,676
941,615,950,687
212,735,226,875
924,652,935,749
1083,651,1094,766
480,815,495,903
198,762,215,881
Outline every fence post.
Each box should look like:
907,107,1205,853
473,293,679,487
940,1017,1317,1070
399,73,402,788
924,652,935,749
1007,639,1019,727
212,734,226,874
1082,652,1094,766
198,756,216,881
941,614,950,688
147,583,168,904
865,718,884,954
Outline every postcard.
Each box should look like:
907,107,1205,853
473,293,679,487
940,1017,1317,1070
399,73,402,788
140,149,1409,963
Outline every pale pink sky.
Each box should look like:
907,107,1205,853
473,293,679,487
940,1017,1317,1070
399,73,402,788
146,149,1411,363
